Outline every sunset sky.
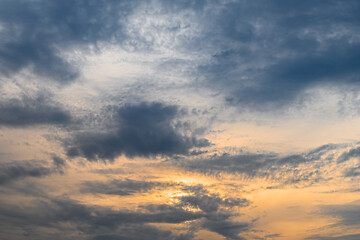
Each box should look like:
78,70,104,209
1,1,360,239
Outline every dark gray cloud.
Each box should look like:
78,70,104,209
201,219,249,240
177,185,249,214
307,234,360,240
0,94,72,127
51,155,66,169
265,234,281,238
178,153,278,177
177,152,311,177
0,197,201,240
344,166,360,177
320,200,360,226
1,0,359,107
175,144,338,185
234,42,360,108
306,144,340,161
92,168,125,175
93,205,203,227
175,185,250,240
82,180,251,239
82,179,250,214
0,167,252,240
81,179,169,196
51,155,67,175
0,160,53,185
0,0,137,83
91,224,194,240
337,146,360,178
337,146,360,163
66,102,210,161
192,0,360,109
307,201,360,240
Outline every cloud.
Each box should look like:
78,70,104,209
0,0,138,83
308,201,360,239
174,184,250,240
201,219,249,240
266,234,281,238
175,144,342,185
91,224,194,240
51,155,66,169
0,94,72,127
66,102,210,161
80,181,251,239
336,145,360,177
344,166,360,177
1,0,358,108
1,1,359,239
337,146,360,163
307,234,360,240
82,179,250,214
176,152,307,177
177,185,249,214
231,42,360,108
0,159,253,240
0,160,53,185
81,179,169,196
0,197,201,240
191,0,360,109
319,200,360,226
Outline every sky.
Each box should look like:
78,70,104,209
0,0,360,239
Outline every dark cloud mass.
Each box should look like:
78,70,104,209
0,94,72,127
0,160,52,185
0,0,136,83
66,102,210,161
195,0,360,108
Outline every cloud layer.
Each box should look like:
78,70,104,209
1,1,360,240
